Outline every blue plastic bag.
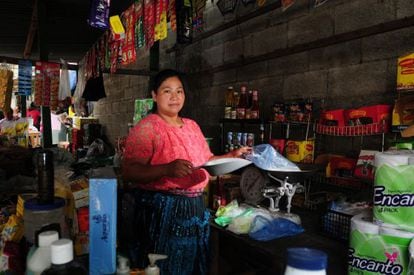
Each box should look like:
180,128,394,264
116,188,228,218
248,215,304,241
245,144,300,171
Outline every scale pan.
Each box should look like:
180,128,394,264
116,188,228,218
202,158,252,176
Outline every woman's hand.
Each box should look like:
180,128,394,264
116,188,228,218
230,146,252,158
166,159,194,178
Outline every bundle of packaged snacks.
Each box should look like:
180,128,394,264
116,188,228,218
0,69,13,111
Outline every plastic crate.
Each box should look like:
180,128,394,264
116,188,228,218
321,210,352,241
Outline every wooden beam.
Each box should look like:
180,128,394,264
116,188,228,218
23,0,38,59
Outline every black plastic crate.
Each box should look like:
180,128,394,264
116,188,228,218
321,210,353,241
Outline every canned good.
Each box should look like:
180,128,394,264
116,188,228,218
224,107,232,119
227,131,233,145
241,132,248,146
236,132,242,146
233,132,238,145
247,133,255,147
231,110,237,119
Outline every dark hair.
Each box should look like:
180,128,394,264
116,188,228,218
150,69,189,113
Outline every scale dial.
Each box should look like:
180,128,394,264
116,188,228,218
240,166,265,205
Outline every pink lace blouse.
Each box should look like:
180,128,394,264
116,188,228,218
123,114,213,193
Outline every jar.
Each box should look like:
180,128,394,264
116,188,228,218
284,247,327,275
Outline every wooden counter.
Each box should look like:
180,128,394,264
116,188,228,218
209,208,348,275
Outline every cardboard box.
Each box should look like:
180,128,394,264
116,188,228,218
70,177,89,208
397,53,414,91
89,167,117,275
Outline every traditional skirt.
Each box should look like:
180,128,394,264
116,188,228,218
119,189,210,275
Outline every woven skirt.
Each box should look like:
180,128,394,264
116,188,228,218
119,189,210,275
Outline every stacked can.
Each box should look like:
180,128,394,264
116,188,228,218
225,131,254,152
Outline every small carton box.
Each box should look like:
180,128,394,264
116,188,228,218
89,167,117,275
397,53,414,91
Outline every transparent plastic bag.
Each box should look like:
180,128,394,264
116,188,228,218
246,144,300,171
227,208,255,234
248,215,304,241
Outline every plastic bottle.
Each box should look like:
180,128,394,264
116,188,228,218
144,253,168,275
41,239,87,275
284,247,327,275
116,255,130,275
26,231,59,275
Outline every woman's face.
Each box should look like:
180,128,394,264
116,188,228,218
152,76,185,116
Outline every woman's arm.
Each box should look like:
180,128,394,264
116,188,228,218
122,157,195,184
208,146,252,161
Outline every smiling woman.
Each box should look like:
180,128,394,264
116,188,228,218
120,69,251,274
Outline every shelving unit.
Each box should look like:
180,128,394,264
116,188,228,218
219,118,264,153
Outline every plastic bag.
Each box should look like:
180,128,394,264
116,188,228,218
215,200,246,227
227,208,255,234
246,144,300,171
249,215,304,241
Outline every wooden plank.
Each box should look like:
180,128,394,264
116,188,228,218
23,0,38,59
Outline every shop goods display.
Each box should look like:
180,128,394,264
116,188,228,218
374,152,414,232
397,53,414,91
318,104,391,135
349,211,414,275
89,167,117,274
0,69,13,111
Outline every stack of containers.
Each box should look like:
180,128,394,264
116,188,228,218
349,151,414,274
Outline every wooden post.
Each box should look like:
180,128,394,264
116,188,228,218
38,0,52,148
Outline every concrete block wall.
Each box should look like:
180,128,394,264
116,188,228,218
94,0,414,154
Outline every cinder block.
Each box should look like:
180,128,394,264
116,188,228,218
362,26,414,62
283,70,328,99
288,9,334,46
309,40,361,70
249,23,287,57
224,38,244,63
397,0,414,18
237,61,268,81
334,0,395,35
204,44,224,67
328,61,388,100
212,69,237,86
268,52,309,76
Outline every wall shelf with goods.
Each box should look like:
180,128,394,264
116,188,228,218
219,118,265,153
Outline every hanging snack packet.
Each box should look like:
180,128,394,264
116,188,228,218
88,0,110,29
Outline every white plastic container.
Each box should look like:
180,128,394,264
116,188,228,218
284,247,327,275
26,230,59,275
144,254,168,275
116,255,130,275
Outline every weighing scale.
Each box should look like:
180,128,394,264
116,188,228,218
240,163,321,224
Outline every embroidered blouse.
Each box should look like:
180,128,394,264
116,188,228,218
123,114,213,194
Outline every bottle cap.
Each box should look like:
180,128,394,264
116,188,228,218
51,239,74,265
38,230,59,247
287,247,327,271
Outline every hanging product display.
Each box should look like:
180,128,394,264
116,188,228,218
121,6,137,65
144,0,156,48
34,62,60,110
154,0,168,41
0,68,13,110
109,15,126,41
176,0,193,43
135,0,146,48
168,0,177,31
88,0,110,29
18,60,32,96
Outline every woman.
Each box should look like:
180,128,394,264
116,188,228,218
122,69,250,274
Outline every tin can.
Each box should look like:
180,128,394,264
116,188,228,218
236,132,242,146
241,132,248,146
231,110,237,120
232,132,238,145
224,107,232,119
227,131,233,145
247,133,255,147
